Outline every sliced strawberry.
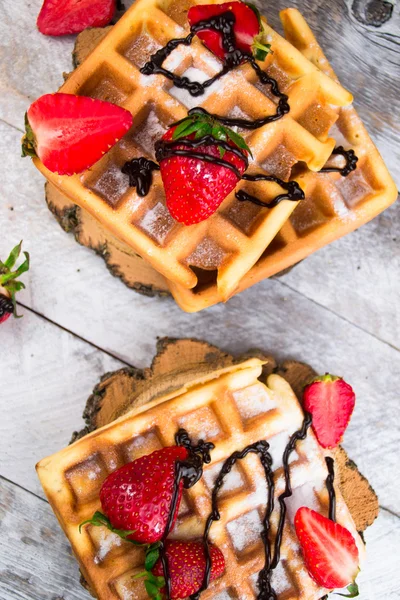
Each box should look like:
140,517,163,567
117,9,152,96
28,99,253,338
303,374,356,449
145,540,225,599
37,0,116,36
295,507,360,594
22,93,133,176
157,110,249,225
0,241,30,323
188,2,271,62
80,446,188,544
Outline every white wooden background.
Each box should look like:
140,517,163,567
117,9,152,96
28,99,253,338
0,0,399,598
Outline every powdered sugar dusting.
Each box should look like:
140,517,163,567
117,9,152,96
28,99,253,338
169,67,225,108
270,560,292,594
268,432,298,471
94,529,122,563
285,483,319,524
203,462,244,493
233,383,276,419
227,509,263,553
139,201,175,244
133,110,167,158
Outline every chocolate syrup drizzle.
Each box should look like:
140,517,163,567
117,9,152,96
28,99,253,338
320,146,358,177
159,429,214,600
155,136,248,179
237,173,305,207
140,12,290,125
121,157,160,196
325,456,336,522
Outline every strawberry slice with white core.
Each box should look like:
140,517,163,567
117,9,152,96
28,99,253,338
295,507,360,595
22,93,133,176
303,374,356,449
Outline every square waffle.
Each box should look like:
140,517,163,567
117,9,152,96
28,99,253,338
37,359,365,600
167,8,398,311
33,0,355,301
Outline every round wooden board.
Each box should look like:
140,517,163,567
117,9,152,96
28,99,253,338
72,338,379,533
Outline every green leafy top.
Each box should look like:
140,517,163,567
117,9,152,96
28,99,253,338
21,113,37,158
79,511,144,544
172,110,252,159
336,582,359,598
133,545,165,600
245,2,272,61
0,241,30,318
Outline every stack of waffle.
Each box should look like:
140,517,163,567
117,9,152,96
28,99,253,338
37,358,366,600
35,0,397,311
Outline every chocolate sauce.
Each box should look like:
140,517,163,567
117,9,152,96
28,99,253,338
237,173,305,208
320,146,358,177
325,456,336,522
155,136,248,179
271,413,313,569
121,157,160,196
194,440,276,600
140,13,289,126
159,430,215,600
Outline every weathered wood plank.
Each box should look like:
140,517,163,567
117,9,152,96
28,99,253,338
0,477,399,600
0,477,89,600
0,307,123,499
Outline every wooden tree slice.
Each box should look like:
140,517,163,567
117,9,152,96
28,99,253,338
72,338,379,534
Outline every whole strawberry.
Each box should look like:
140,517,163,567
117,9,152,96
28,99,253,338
188,1,271,62
303,374,355,448
22,93,133,176
81,446,188,544
295,507,359,595
37,0,116,36
0,242,30,324
156,110,249,225
144,540,225,600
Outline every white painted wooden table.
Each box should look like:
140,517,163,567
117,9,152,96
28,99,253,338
0,0,399,598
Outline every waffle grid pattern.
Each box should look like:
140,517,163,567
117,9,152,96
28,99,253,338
167,8,398,311
37,360,364,600
34,0,355,301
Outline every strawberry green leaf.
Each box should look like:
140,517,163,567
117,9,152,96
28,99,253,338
172,118,195,139
79,511,142,544
145,544,161,571
253,41,272,62
194,122,212,139
4,241,22,270
225,128,252,157
1,252,30,285
145,581,160,598
212,125,227,142
218,146,226,158
21,113,37,158
336,583,359,598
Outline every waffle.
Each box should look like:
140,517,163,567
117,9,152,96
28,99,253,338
37,359,365,600
33,0,355,301
167,8,398,311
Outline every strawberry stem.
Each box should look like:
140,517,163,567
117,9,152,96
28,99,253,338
0,241,30,318
336,582,359,597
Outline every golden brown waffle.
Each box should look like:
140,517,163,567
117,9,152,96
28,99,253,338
167,8,398,311
33,0,354,301
37,359,365,600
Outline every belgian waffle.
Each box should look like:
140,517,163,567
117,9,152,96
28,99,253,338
167,8,398,311
37,359,365,600
33,0,355,301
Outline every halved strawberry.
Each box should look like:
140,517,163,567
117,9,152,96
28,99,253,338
141,540,225,599
22,93,133,176
157,110,249,225
188,2,271,62
303,374,356,449
80,446,188,544
0,241,30,324
37,0,116,36
295,507,359,595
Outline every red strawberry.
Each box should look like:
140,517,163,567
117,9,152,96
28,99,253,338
303,374,356,449
0,242,30,324
81,446,188,544
295,507,359,594
22,93,133,175
148,540,225,599
37,0,116,36
188,2,271,62
157,110,249,225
